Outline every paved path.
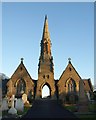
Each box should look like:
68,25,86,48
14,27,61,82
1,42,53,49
21,99,79,119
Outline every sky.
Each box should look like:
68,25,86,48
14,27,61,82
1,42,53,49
2,2,94,86
1,0,95,2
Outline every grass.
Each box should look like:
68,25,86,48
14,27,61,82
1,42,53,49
17,106,30,115
2,110,8,116
63,102,96,120
88,102,96,112
75,114,96,120
64,104,77,112
64,102,96,112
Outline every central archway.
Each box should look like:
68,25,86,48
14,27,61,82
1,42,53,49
42,84,51,98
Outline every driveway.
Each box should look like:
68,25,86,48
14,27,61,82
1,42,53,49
21,99,78,119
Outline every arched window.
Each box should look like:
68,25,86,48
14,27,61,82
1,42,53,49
16,78,26,96
67,79,76,93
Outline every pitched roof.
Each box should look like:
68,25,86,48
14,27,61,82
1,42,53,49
11,60,33,80
59,61,81,80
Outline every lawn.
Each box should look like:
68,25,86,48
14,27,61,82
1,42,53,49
75,113,96,120
63,102,96,120
64,104,77,112
17,106,30,115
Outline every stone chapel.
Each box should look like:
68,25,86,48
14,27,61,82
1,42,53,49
6,16,93,104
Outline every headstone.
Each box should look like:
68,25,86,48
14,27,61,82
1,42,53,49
15,98,24,112
22,94,27,104
8,107,17,115
86,92,90,100
2,98,8,111
8,95,17,114
14,98,17,107
78,80,89,112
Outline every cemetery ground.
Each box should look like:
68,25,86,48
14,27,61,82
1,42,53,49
2,99,96,120
2,104,32,119
63,101,96,120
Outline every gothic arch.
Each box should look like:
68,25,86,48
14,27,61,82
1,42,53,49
65,78,78,103
16,78,26,97
65,78,76,93
41,82,51,98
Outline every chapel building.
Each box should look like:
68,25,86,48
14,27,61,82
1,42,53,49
6,16,93,104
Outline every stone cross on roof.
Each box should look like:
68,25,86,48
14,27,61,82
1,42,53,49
68,58,71,63
21,58,24,63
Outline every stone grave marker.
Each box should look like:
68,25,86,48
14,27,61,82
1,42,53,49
86,92,90,100
15,98,24,112
78,80,89,112
8,95,17,114
22,93,27,104
2,98,8,111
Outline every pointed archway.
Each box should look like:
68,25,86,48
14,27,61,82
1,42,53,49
42,84,51,98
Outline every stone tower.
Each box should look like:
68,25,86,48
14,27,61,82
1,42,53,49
35,16,56,99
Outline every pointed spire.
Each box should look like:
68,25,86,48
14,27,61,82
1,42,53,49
40,15,52,57
42,15,50,41
38,16,54,74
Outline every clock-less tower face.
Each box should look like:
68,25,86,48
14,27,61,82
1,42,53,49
35,16,56,99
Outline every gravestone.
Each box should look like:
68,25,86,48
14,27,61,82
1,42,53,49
8,95,17,114
15,98,24,112
2,98,8,111
22,94,28,104
86,92,90,100
78,80,89,112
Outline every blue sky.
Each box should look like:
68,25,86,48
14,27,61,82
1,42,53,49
2,2,94,85
1,0,95,2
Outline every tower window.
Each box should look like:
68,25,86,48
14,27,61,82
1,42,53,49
43,75,45,79
20,67,23,71
69,67,72,71
47,75,49,79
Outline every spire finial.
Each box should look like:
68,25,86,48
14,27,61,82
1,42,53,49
45,15,47,20
68,58,71,63
21,58,24,63
42,15,50,40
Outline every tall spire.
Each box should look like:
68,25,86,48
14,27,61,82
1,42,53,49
36,16,55,99
42,15,50,41
40,15,52,57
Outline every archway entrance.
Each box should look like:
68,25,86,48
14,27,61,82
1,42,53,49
42,84,51,98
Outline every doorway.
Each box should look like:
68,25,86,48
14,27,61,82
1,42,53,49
42,84,50,98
